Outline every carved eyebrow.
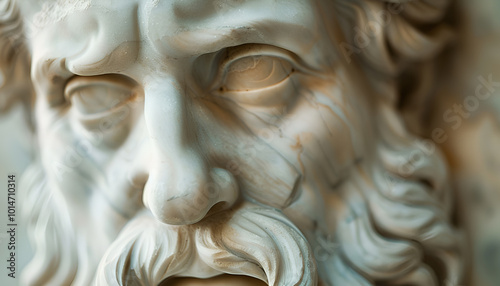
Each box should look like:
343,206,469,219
67,41,141,76
153,21,318,60
35,1,319,82
167,26,266,56
51,2,141,77
144,0,320,59
33,44,139,103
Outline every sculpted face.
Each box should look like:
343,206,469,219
19,0,463,285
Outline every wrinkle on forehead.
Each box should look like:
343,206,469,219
143,0,320,58
30,0,327,80
31,1,141,79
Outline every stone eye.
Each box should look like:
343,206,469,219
221,55,293,92
65,74,137,115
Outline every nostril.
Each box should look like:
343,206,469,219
205,201,232,218
418,177,433,189
128,172,149,189
144,167,239,225
210,168,239,205
183,168,239,222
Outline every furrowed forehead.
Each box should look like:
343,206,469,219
28,0,328,80
142,0,321,56
26,0,319,38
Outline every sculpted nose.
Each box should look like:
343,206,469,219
142,76,238,225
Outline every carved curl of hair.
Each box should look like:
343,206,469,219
0,0,31,113
336,0,454,75
334,0,456,132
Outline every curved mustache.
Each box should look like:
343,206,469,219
94,202,317,286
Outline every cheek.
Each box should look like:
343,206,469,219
38,117,134,242
40,116,87,182
276,85,369,231
193,79,367,211
40,99,146,206
190,99,301,209
38,116,95,219
264,84,366,188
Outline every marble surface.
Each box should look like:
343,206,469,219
0,0,498,285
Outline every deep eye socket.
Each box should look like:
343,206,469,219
65,74,138,116
190,44,302,107
221,55,293,92
192,44,299,94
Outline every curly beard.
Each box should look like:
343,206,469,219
20,138,464,286
19,164,317,285
306,101,464,286
20,103,464,286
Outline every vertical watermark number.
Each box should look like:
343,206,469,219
6,174,16,279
